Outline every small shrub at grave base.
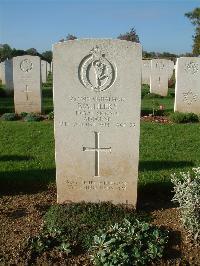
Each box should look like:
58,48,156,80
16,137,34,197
43,202,143,252
24,113,43,122
20,112,28,118
141,85,150,99
1,113,18,121
144,93,164,99
170,112,199,123
47,111,54,120
90,219,168,266
0,86,6,97
171,167,200,242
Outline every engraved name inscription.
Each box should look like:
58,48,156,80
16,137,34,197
58,95,136,128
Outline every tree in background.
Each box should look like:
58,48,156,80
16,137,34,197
117,28,140,43
26,48,39,56
42,50,52,63
185,7,200,56
0,44,12,62
59,34,77,42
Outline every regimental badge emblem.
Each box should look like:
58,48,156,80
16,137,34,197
184,62,199,74
20,59,33,72
183,89,198,105
78,46,117,92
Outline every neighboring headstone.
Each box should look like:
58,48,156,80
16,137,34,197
0,59,14,93
168,60,174,80
41,60,47,83
5,59,14,93
53,39,142,206
150,59,169,96
142,60,151,85
0,61,6,84
47,62,51,75
13,55,42,113
174,57,200,114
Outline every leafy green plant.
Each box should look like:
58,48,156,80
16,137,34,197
0,86,6,97
171,167,200,241
90,219,168,266
170,112,199,123
1,113,18,121
141,85,150,99
47,111,54,120
20,112,28,118
24,113,43,122
143,93,164,99
43,202,141,251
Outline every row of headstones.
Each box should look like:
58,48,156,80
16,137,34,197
142,59,174,96
0,56,52,113
142,58,200,113
0,40,199,206
54,40,200,205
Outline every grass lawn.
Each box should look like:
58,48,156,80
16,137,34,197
0,87,53,114
1,120,199,202
0,82,199,264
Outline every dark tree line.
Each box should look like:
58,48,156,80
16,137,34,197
0,44,52,63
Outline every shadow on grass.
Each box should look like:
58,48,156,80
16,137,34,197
139,160,194,171
0,155,34,161
137,181,174,211
0,168,55,196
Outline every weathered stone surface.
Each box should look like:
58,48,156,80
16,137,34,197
168,60,174,80
142,60,151,85
150,59,169,96
0,61,5,84
41,60,47,83
47,62,50,75
13,55,42,113
53,39,142,206
0,60,14,93
5,59,14,93
174,57,200,114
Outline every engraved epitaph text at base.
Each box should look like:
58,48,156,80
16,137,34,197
53,39,142,206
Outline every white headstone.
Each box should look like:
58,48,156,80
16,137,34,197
5,59,14,93
0,59,14,93
174,57,200,114
168,60,174,80
150,59,169,96
142,60,151,85
53,39,142,206
41,60,47,83
0,61,6,84
47,62,50,75
13,55,42,113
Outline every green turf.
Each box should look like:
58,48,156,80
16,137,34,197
0,121,55,194
0,87,53,114
0,84,174,116
0,121,199,202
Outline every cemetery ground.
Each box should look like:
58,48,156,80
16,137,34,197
0,84,200,265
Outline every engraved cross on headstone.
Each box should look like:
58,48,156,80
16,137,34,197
83,131,111,177
22,85,32,101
